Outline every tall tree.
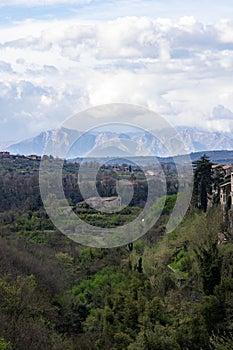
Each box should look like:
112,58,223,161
193,155,213,212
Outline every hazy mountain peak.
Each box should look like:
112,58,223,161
4,127,233,158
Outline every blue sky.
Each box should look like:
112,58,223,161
1,0,233,22
1,0,233,23
0,0,233,142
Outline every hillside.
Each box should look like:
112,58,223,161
0,155,232,349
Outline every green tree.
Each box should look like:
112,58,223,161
195,240,222,295
0,338,11,350
193,155,213,212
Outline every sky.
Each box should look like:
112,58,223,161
0,0,233,142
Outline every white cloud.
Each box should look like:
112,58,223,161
216,19,233,43
0,14,233,140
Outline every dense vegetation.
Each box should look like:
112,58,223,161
0,154,232,349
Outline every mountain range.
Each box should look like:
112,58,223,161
3,126,233,158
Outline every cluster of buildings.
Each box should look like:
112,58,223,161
0,152,42,160
0,151,10,156
217,164,233,207
26,154,42,160
215,163,233,241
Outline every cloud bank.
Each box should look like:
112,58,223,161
0,14,233,141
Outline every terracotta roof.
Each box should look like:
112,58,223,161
222,165,232,170
212,164,221,169
87,196,119,202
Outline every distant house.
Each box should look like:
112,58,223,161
212,164,222,178
146,170,156,176
112,166,121,174
0,151,10,156
213,164,233,208
76,196,122,212
222,165,232,178
230,171,233,207
220,182,231,206
212,164,232,179
86,196,121,210
212,164,221,169
27,154,41,160
111,165,132,175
